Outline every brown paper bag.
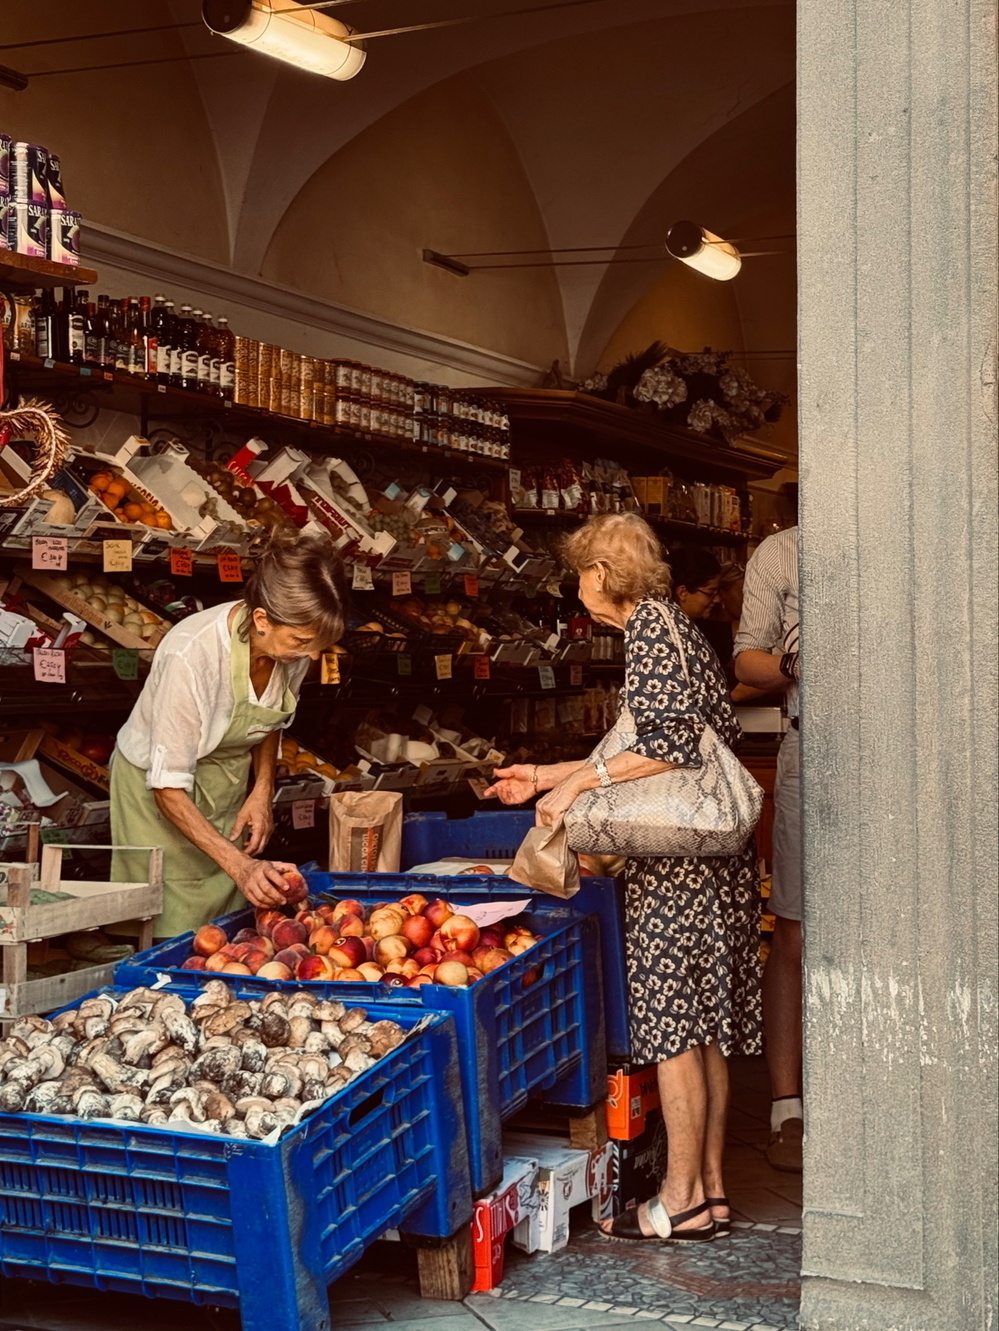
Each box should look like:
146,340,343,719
329,791,403,873
508,818,580,899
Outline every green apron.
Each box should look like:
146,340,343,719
110,610,297,938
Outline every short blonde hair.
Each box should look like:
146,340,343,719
561,513,671,604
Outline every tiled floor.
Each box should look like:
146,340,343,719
0,1056,800,1331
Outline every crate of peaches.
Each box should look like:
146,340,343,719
114,871,606,1195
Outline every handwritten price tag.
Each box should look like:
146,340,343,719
435,654,453,680
33,648,66,683
112,648,139,681
103,539,133,573
291,799,315,830
474,654,491,680
170,547,193,577
538,665,556,690
396,654,412,676
351,562,374,591
392,571,412,597
569,664,583,687
423,571,442,595
217,552,243,583
321,651,342,684
32,536,68,571
463,574,479,597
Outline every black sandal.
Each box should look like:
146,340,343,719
602,1197,715,1244
706,1196,732,1236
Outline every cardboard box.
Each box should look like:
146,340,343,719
18,567,168,652
471,1155,540,1292
606,1064,661,1141
505,1133,613,1254
38,736,110,792
606,1116,668,1217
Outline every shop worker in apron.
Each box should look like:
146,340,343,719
111,532,348,939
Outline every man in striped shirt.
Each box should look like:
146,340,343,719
733,524,802,1172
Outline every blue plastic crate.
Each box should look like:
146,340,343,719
0,982,471,1331
116,880,606,1196
400,810,631,1060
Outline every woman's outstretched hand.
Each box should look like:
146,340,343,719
483,764,536,805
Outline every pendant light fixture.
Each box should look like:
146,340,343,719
664,220,742,280
201,0,365,80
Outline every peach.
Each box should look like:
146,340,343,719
504,927,533,947
271,919,308,950
289,943,312,958
401,914,434,949
254,909,286,939
336,968,365,982
273,947,304,970
435,960,470,987
439,949,475,968
478,947,514,974
466,968,484,982
281,869,308,904
295,910,322,931
507,935,536,956
221,961,252,975
361,936,376,962
244,948,270,974
315,903,339,925
257,960,293,981
397,893,429,916
385,958,420,979
412,947,437,968
368,910,407,941
357,962,386,982
328,936,366,969
296,954,336,981
374,935,411,966
440,914,480,952
479,928,505,949
334,898,365,920
232,927,258,944
227,942,255,963
424,899,454,929
181,956,207,971
521,967,542,988
419,963,439,978
193,924,228,957
429,930,448,957
205,952,230,972
334,912,365,937
253,935,276,959
309,925,339,955
408,975,436,988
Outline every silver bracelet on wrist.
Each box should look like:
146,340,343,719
592,759,613,788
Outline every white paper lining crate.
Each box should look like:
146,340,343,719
0,846,163,1019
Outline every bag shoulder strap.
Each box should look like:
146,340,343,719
650,600,707,725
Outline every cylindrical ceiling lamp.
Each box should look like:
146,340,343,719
202,0,366,80
665,220,742,280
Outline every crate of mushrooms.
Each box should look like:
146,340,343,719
0,980,472,1331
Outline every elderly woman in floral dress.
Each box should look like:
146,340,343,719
487,513,761,1244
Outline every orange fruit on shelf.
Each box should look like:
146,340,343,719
153,513,172,529
123,502,144,521
90,471,113,492
104,478,128,502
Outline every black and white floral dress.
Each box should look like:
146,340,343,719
621,598,762,1063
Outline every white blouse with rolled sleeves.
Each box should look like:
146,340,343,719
115,601,310,791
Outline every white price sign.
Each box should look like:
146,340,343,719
291,799,315,830
538,665,556,689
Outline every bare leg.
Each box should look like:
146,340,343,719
762,916,803,1098
599,1044,711,1236
700,1042,730,1224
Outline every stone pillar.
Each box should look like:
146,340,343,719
797,0,997,1325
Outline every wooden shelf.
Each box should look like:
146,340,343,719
513,509,747,546
484,388,786,483
0,250,98,291
7,353,507,473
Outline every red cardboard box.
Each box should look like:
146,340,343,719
471,1154,539,1292
606,1064,661,1141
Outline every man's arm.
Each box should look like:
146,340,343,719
734,649,790,691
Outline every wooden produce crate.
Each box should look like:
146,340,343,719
16,566,170,652
0,846,162,1019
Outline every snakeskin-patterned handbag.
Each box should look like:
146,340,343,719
564,605,763,857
